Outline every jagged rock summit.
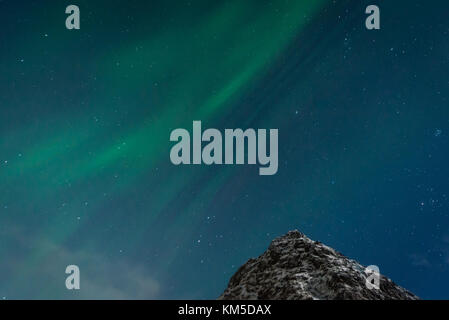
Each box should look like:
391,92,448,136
220,230,418,300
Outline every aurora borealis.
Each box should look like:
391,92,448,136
1,0,449,299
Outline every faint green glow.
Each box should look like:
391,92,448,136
0,0,328,292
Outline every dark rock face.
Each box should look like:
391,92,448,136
219,231,418,300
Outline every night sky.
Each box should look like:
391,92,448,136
1,0,449,299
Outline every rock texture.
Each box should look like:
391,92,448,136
220,230,418,300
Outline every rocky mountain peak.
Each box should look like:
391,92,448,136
220,230,418,300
